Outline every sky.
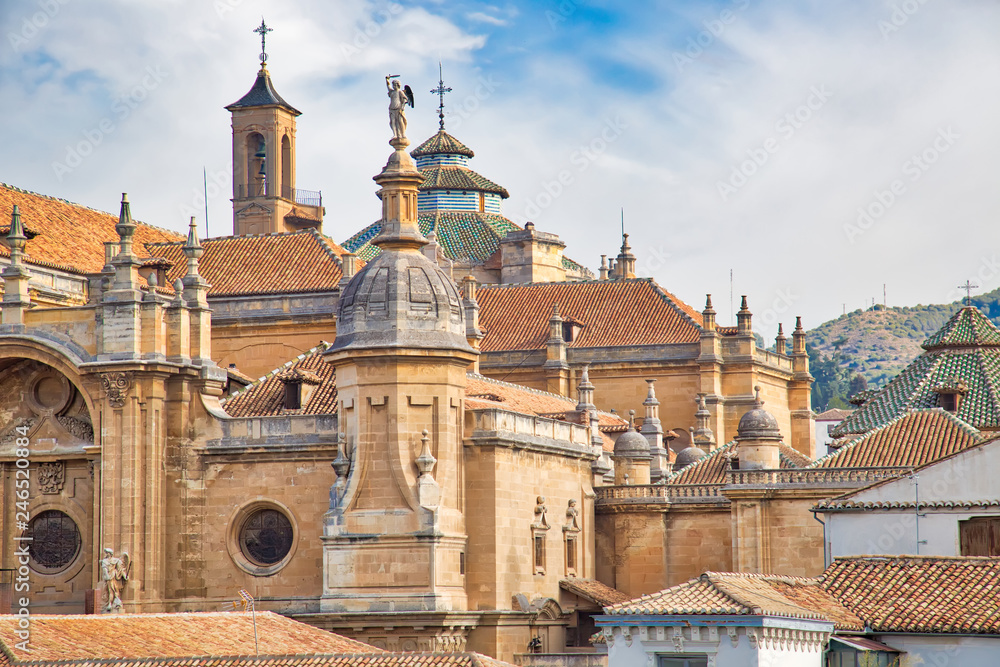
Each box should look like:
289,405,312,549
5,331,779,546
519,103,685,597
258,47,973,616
1,0,999,331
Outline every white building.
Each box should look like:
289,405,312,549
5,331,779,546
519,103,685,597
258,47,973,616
814,433,1000,560
597,556,1000,667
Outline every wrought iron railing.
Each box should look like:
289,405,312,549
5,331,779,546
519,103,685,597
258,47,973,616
234,184,322,207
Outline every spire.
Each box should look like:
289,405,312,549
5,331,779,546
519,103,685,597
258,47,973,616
116,193,136,258
614,231,636,279
183,216,204,275
702,293,716,331
6,205,26,265
775,323,787,354
2,205,31,324
792,315,806,355
692,393,715,450
430,62,452,131
737,295,752,335
576,364,595,412
371,75,427,253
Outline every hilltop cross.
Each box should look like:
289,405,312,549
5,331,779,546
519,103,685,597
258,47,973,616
430,62,452,131
254,19,273,65
959,280,978,306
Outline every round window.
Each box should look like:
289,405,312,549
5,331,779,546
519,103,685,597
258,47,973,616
239,508,293,566
27,510,81,572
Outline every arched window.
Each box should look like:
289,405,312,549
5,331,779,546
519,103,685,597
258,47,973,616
245,133,266,197
281,134,292,199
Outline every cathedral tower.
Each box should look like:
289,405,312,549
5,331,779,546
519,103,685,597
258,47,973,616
226,20,323,236
322,103,477,613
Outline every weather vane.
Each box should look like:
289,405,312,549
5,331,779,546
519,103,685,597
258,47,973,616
254,18,273,65
959,280,978,306
430,62,452,131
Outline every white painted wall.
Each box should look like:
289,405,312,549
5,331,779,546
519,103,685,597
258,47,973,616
821,438,1000,558
604,621,829,667
876,634,1000,667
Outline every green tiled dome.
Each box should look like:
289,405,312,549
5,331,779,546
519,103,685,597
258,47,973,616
833,306,1000,436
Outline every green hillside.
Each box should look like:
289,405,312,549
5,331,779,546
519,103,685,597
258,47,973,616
801,288,1000,410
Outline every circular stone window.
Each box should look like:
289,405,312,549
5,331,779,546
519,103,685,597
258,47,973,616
239,508,294,567
26,510,81,573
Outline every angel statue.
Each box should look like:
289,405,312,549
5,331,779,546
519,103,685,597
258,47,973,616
100,548,130,613
386,75,414,141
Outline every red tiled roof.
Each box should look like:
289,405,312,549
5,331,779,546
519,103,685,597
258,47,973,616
812,409,982,469
223,343,336,417
0,183,183,274
605,557,1000,636
560,578,631,606
466,373,626,451
0,611,378,662
822,556,1000,634
477,279,702,352
667,441,809,485
146,229,352,297
604,572,862,629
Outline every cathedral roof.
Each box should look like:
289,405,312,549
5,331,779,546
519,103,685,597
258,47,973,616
832,306,1000,436
225,66,301,115
477,279,703,352
559,578,631,606
419,165,509,197
223,342,336,417
0,183,182,274
343,211,519,264
411,130,475,158
665,440,810,485
812,408,982,469
146,229,353,297
222,351,626,446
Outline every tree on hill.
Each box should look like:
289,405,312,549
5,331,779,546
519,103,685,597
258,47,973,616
848,373,868,398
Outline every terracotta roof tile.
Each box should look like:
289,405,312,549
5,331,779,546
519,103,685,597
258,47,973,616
815,408,854,421
822,556,1000,634
0,611,377,662
477,279,702,352
604,572,861,629
666,441,808,485
0,183,183,274
813,409,982,469
223,343,336,417
465,373,625,450
560,578,631,606
147,229,350,297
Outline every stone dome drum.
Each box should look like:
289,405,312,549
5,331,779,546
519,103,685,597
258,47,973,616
614,415,651,459
332,247,472,353
674,445,707,470
736,386,782,441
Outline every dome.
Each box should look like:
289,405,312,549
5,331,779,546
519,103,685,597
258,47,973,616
736,386,782,441
674,446,707,471
332,246,473,353
614,418,650,459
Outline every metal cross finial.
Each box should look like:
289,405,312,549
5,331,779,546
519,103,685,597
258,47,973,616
959,280,979,306
430,62,452,131
254,18,273,65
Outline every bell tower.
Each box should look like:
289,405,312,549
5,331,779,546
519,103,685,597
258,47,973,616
226,19,324,236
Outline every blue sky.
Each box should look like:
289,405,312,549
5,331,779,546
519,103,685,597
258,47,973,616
2,0,999,329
